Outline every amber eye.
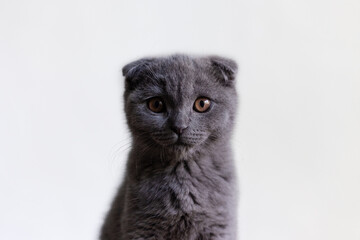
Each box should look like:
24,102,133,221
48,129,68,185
194,97,211,112
147,97,165,113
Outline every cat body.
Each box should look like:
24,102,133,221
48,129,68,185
100,55,238,240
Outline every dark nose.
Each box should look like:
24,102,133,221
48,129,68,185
170,126,188,135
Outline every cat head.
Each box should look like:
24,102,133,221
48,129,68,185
123,54,238,158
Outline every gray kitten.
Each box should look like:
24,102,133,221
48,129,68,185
100,54,238,240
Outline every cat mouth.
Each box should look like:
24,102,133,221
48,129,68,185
169,138,192,148
175,141,190,146
172,135,205,148
151,133,201,148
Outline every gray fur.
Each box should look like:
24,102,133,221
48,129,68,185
100,54,238,240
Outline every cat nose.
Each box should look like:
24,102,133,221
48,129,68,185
170,126,188,135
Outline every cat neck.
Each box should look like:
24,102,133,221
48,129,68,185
127,138,233,180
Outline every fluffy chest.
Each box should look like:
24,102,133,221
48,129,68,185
128,158,234,239
135,159,231,216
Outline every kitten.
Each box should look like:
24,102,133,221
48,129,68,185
100,54,238,240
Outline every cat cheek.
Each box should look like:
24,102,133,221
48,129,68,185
222,112,230,126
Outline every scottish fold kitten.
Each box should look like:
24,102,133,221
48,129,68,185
100,54,238,240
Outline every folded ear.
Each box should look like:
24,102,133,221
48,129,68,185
209,56,238,87
122,58,155,90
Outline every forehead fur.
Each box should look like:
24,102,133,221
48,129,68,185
123,54,237,103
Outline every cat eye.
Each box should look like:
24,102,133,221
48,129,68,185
194,97,211,112
147,97,165,113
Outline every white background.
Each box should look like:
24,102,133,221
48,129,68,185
0,0,359,239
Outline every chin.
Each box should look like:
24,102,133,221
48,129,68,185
162,141,198,159
151,136,204,159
